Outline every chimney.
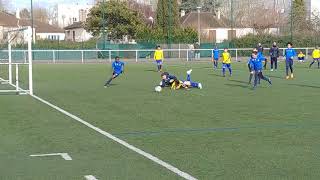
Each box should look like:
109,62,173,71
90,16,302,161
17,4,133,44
217,10,221,20
181,10,185,17
16,8,20,19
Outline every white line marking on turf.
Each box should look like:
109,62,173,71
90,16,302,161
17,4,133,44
30,153,72,160
84,175,98,180
31,94,197,180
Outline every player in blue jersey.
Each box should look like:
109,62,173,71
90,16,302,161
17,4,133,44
159,72,177,87
211,46,220,69
104,56,125,87
171,69,202,90
284,42,297,79
248,52,272,89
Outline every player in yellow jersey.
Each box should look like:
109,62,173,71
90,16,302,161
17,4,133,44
222,48,232,77
171,69,202,90
309,47,320,68
297,51,305,63
154,46,164,72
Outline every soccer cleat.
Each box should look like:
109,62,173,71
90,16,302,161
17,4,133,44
198,83,202,89
187,69,193,75
286,76,290,80
268,78,272,85
290,73,294,79
270,69,274,72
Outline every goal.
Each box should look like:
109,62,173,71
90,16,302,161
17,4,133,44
0,26,33,95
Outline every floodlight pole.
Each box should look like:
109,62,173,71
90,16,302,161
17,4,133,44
290,0,293,42
28,26,33,95
102,0,106,50
197,6,201,44
31,0,34,43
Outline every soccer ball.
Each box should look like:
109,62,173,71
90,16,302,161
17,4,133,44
155,86,162,92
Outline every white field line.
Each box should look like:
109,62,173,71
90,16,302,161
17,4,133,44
84,175,98,180
30,153,72,160
31,94,197,180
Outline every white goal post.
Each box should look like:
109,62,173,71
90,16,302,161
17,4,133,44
0,26,33,95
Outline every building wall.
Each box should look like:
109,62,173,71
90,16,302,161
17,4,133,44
65,28,92,42
203,28,278,43
56,4,93,28
36,33,65,41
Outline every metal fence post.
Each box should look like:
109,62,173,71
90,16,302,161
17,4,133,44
53,50,55,63
306,48,308,60
236,49,238,62
178,43,181,59
186,49,189,61
135,50,138,62
81,50,84,64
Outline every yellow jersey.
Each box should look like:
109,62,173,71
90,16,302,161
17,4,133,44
154,50,164,60
298,53,305,58
312,49,320,59
222,52,231,64
171,80,183,90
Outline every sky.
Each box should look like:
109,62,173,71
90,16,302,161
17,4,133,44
11,0,93,10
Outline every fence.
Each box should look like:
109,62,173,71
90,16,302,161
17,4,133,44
0,47,315,63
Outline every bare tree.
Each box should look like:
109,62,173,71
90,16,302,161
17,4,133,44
20,8,31,19
33,7,49,23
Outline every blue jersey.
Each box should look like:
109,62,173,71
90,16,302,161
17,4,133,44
213,49,219,59
285,48,297,60
112,61,124,73
257,52,266,61
249,57,263,71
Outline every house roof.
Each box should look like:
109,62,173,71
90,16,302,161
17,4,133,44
64,22,85,30
0,11,64,33
180,12,229,29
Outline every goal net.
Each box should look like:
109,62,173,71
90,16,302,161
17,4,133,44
0,26,33,95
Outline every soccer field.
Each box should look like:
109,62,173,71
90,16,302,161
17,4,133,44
1,61,320,180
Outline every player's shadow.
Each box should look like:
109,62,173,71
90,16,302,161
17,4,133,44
288,84,320,89
268,75,283,79
225,83,250,89
229,79,249,84
208,73,223,77
144,69,158,72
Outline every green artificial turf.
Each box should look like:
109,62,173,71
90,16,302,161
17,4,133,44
0,61,320,180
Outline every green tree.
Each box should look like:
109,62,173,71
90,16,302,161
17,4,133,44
180,0,199,12
85,1,145,40
291,0,308,32
180,0,220,13
156,0,180,36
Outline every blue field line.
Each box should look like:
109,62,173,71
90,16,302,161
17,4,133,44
113,123,318,137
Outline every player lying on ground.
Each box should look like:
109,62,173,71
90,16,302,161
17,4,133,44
248,52,272,89
104,56,124,87
171,69,202,90
160,72,177,87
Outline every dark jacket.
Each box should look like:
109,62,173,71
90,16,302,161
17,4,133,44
256,45,264,53
269,46,280,58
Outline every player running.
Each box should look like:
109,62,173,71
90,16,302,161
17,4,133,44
309,47,320,68
171,69,202,90
284,42,297,79
154,45,164,72
222,48,232,77
212,46,220,69
104,56,124,87
248,52,272,89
